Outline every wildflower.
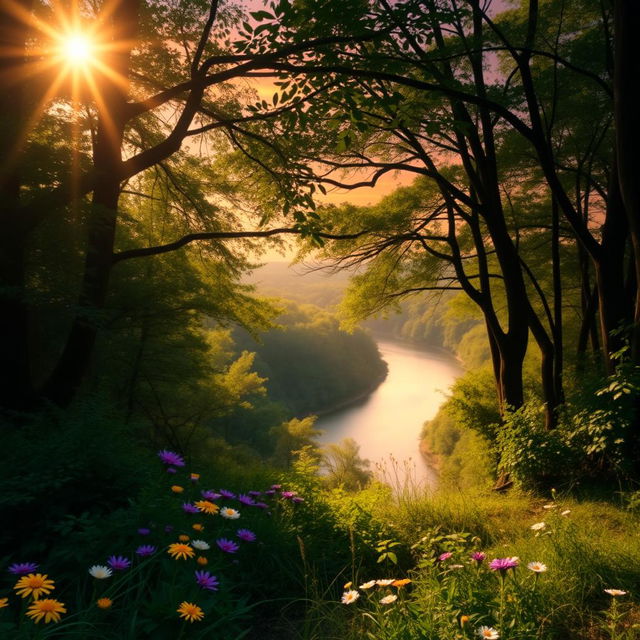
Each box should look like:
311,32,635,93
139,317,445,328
191,540,210,551
460,615,470,627
477,626,499,639
8,562,39,575
450,564,465,569
26,598,66,623
238,494,256,506
136,545,157,557
192,523,205,532
561,510,571,516
0,597,8,608
88,565,112,579
219,489,236,499
190,473,200,482
343,581,353,589
543,504,557,509
376,579,395,586
359,580,376,590
96,597,112,609
392,579,412,588
253,502,269,509
171,485,184,494
341,590,360,604
270,484,282,490
489,557,519,573
527,561,548,573
137,528,151,536
530,522,546,531
201,490,221,500
264,489,276,496
177,601,204,623
167,467,177,474
182,503,199,514
216,538,239,554
167,543,195,560
438,552,453,562
107,556,130,571
195,570,219,591
237,529,256,542
292,496,305,503
179,534,190,542
158,450,185,467
281,491,296,499
604,589,627,597
14,573,55,599
220,507,240,520
471,552,486,563
195,500,219,515
197,556,208,566
380,594,398,604
248,490,262,497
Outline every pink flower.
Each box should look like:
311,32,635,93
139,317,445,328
489,557,519,572
438,552,453,562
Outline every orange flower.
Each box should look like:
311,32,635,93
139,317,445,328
171,485,184,494
197,556,208,566
392,578,412,588
177,601,204,622
26,598,66,623
167,543,195,560
194,500,219,515
0,597,8,608
192,523,204,532
14,574,55,599
96,597,113,609
460,615,470,627
178,534,190,542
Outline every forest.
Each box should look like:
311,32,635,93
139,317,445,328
1,0,640,638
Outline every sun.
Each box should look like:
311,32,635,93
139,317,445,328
62,34,93,65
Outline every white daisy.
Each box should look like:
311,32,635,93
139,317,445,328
477,626,499,639
530,522,546,531
220,507,240,520
190,539,210,551
88,565,112,579
380,594,398,605
527,561,548,573
604,589,627,597
359,580,376,590
341,589,360,604
375,578,395,586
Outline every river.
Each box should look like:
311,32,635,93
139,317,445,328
316,339,461,488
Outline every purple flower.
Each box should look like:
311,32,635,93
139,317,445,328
438,552,453,562
237,494,256,506
237,529,256,542
489,557,519,573
166,467,177,474
292,496,304,503
182,502,199,514
219,489,235,499
248,490,262,497
471,552,486,563
137,527,151,536
136,545,157,557
8,562,39,575
164,524,174,533
253,502,269,509
201,490,221,501
216,538,239,554
281,491,296,499
264,489,276,496
195,570,220,591
158,450,185,467
107,555,131,571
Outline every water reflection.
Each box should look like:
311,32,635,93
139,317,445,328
316,340,461,487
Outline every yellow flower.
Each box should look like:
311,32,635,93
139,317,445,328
190,473,200,481
167,543,195,560
392,578,412,588
96,597,113,609
178,534,190,542
171,485,184,493
343,581,352,589
460,615,470,627
14,574,55,600
177,601,204,622
0,597,8,608
25,598,66,623
197,556,208,566
192,523,205,532
194,500,219,515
